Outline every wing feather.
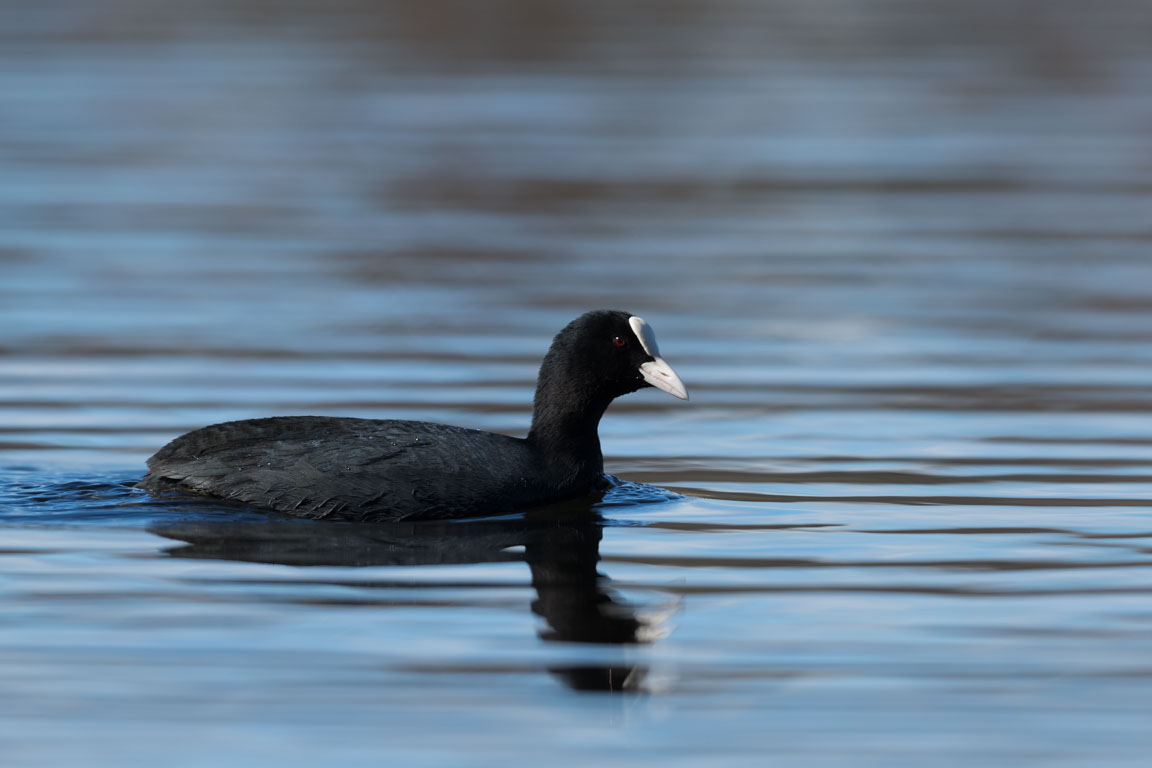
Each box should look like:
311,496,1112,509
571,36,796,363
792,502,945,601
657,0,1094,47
139,416,534,520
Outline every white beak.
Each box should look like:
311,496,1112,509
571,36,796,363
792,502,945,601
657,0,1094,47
630,316,689,401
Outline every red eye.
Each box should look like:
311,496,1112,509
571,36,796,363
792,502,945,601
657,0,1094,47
613,336,627,347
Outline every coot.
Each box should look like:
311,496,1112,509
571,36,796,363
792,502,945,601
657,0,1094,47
138,310,688,520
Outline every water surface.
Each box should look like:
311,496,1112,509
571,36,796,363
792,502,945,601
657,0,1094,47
3,1,1152,766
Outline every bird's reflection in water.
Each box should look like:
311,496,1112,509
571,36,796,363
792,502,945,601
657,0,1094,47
151,505,657,693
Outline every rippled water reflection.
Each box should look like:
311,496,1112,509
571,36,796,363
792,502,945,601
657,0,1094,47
3,0,1152,765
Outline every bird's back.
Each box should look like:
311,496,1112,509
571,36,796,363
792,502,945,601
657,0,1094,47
138,416,544,520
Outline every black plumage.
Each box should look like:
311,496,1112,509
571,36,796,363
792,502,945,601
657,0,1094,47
138,310,687,521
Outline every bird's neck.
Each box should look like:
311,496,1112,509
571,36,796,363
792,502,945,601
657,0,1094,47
526,365,609,480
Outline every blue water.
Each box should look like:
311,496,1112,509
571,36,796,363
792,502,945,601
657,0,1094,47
3,1,1152,765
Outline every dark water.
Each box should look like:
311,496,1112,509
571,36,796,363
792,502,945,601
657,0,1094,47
3,1,1152,765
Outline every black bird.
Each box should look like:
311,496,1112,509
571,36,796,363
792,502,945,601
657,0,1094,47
138,310,688,521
